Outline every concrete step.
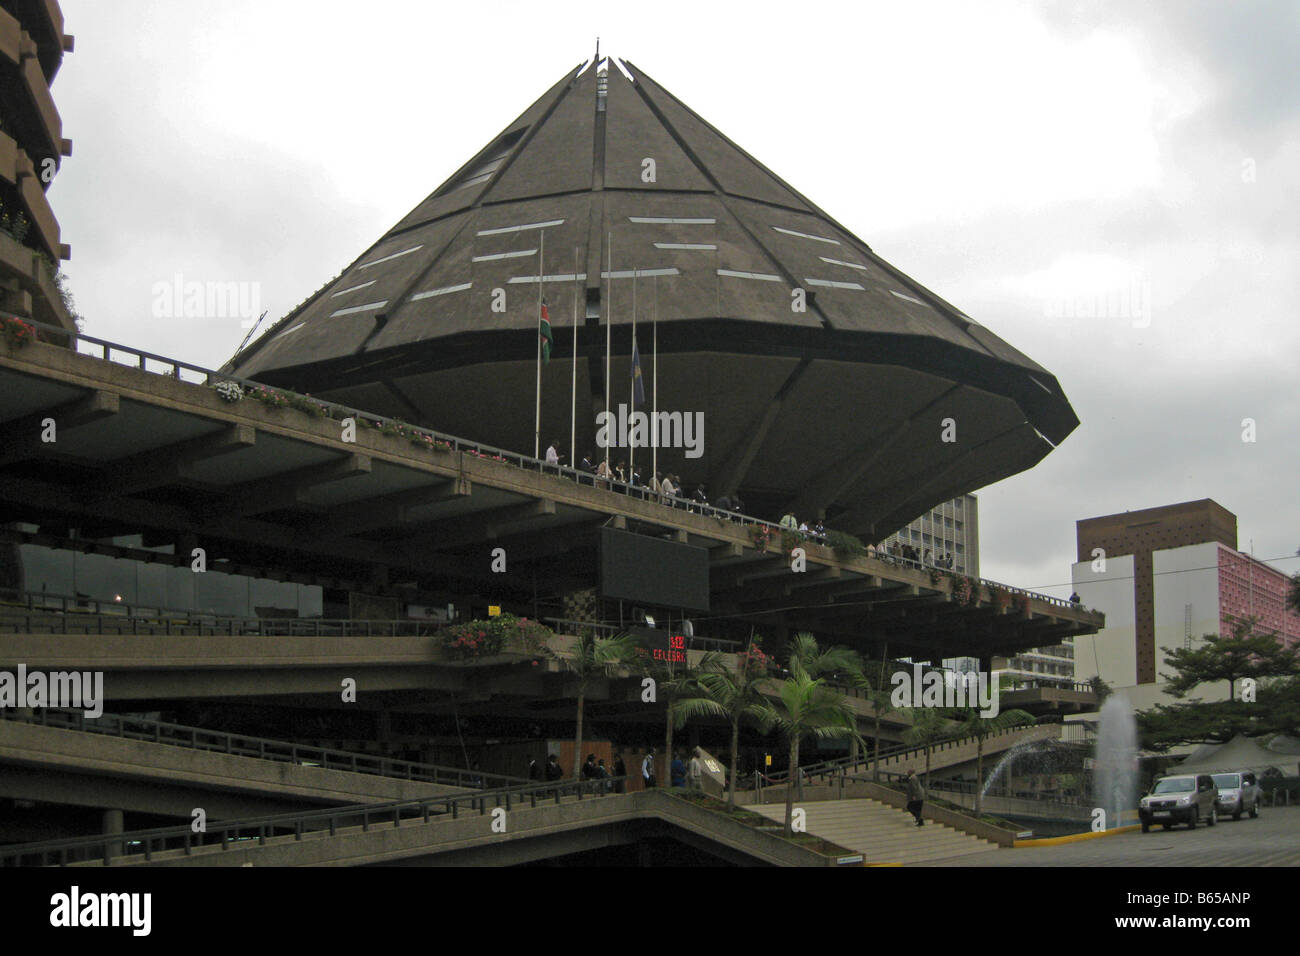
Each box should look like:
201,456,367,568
743,798,1000,865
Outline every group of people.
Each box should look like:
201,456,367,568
778,513,827,541
546,442,755,518
880,541,955,570
527,747,705,794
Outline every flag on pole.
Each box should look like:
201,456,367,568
631,337,646,410
539,299,553,364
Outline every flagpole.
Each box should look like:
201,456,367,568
630,266,637,483
604,230,612,475
652,275,658,485
570,248,579,470
534,230,545,460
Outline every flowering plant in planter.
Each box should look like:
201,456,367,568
211,380,244,403
780,529,801,554
749,525,773,553
964,576,982,607
739,640,775,677
929,568,944,586
247,384,289,409
441,622,499,660
953,576,973,605
1,315,35,349
993,589,1012,612
1012,593,1031,615
439,612,554,661
286,393,328,418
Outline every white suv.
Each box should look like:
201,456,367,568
1212,771,1261,821
1139,773,1218,832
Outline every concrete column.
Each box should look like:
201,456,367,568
103,808,124,860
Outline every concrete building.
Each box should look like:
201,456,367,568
882,493,979,577
994,639,1077,689
1070,499,1299,710
0,51,1101,862
221,57,1079,539
0,0,74,331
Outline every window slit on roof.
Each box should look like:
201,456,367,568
772,225,839,245
359,246,423,269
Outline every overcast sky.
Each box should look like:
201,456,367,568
50,0,1298,599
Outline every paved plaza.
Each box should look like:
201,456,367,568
929,806,1300,866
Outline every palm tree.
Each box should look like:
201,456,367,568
656,651,723,784
852,668,895,781
786,631,863,682
752,665,862,835
902,708,949,785
674,650,772,807
950,706,1035,815
563,629,638,780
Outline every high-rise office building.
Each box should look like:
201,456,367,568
1070,499,1298,709
882,493,980,577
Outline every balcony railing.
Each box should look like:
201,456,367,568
3,317,1095,617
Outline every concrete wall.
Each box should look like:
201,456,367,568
1072,553,1136,688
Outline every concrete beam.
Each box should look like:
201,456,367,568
95,423,257,498
198,452,372,519
0,389,118,466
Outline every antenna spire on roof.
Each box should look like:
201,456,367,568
595,37,600,63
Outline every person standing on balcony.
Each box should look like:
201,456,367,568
613,752,628,793
688,750,704,792
642,748,657,789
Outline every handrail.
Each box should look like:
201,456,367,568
0,775,625,867
0,708,529,789
760,722,1045,785
541,618,741,653
1,317,1093,615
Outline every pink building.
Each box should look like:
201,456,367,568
1218,548,1299,648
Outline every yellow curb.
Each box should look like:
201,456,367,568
864,861,903,867
1014,824,1141,847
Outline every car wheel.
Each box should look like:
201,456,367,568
1208,808,1217,826
1161,824,1172,830
1142,822,1150,833
1188,809,1198,829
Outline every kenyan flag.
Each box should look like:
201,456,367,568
539,300,552,364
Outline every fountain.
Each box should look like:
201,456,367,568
980,740,1059,799
1092,696,1138,830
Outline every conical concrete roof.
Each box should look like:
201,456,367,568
223,57,1079,536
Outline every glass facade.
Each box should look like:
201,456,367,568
17,543,322,618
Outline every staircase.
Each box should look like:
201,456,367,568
744,797,1002,865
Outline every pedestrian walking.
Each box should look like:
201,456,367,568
642,748,657,789
904,768,925,826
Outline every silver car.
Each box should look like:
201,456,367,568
1139,773,1218,831
1211,771,1261,821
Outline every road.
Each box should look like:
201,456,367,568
928,806,1299,866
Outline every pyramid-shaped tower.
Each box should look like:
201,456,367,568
223,57,1079,536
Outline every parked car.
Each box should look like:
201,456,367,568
1139,773,1218,831
1211,770,1261,820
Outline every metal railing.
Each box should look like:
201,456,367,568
541,618,740,653
757,722,1046,787
0,708,529,790
0,775,625,867
5,316,1089,615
